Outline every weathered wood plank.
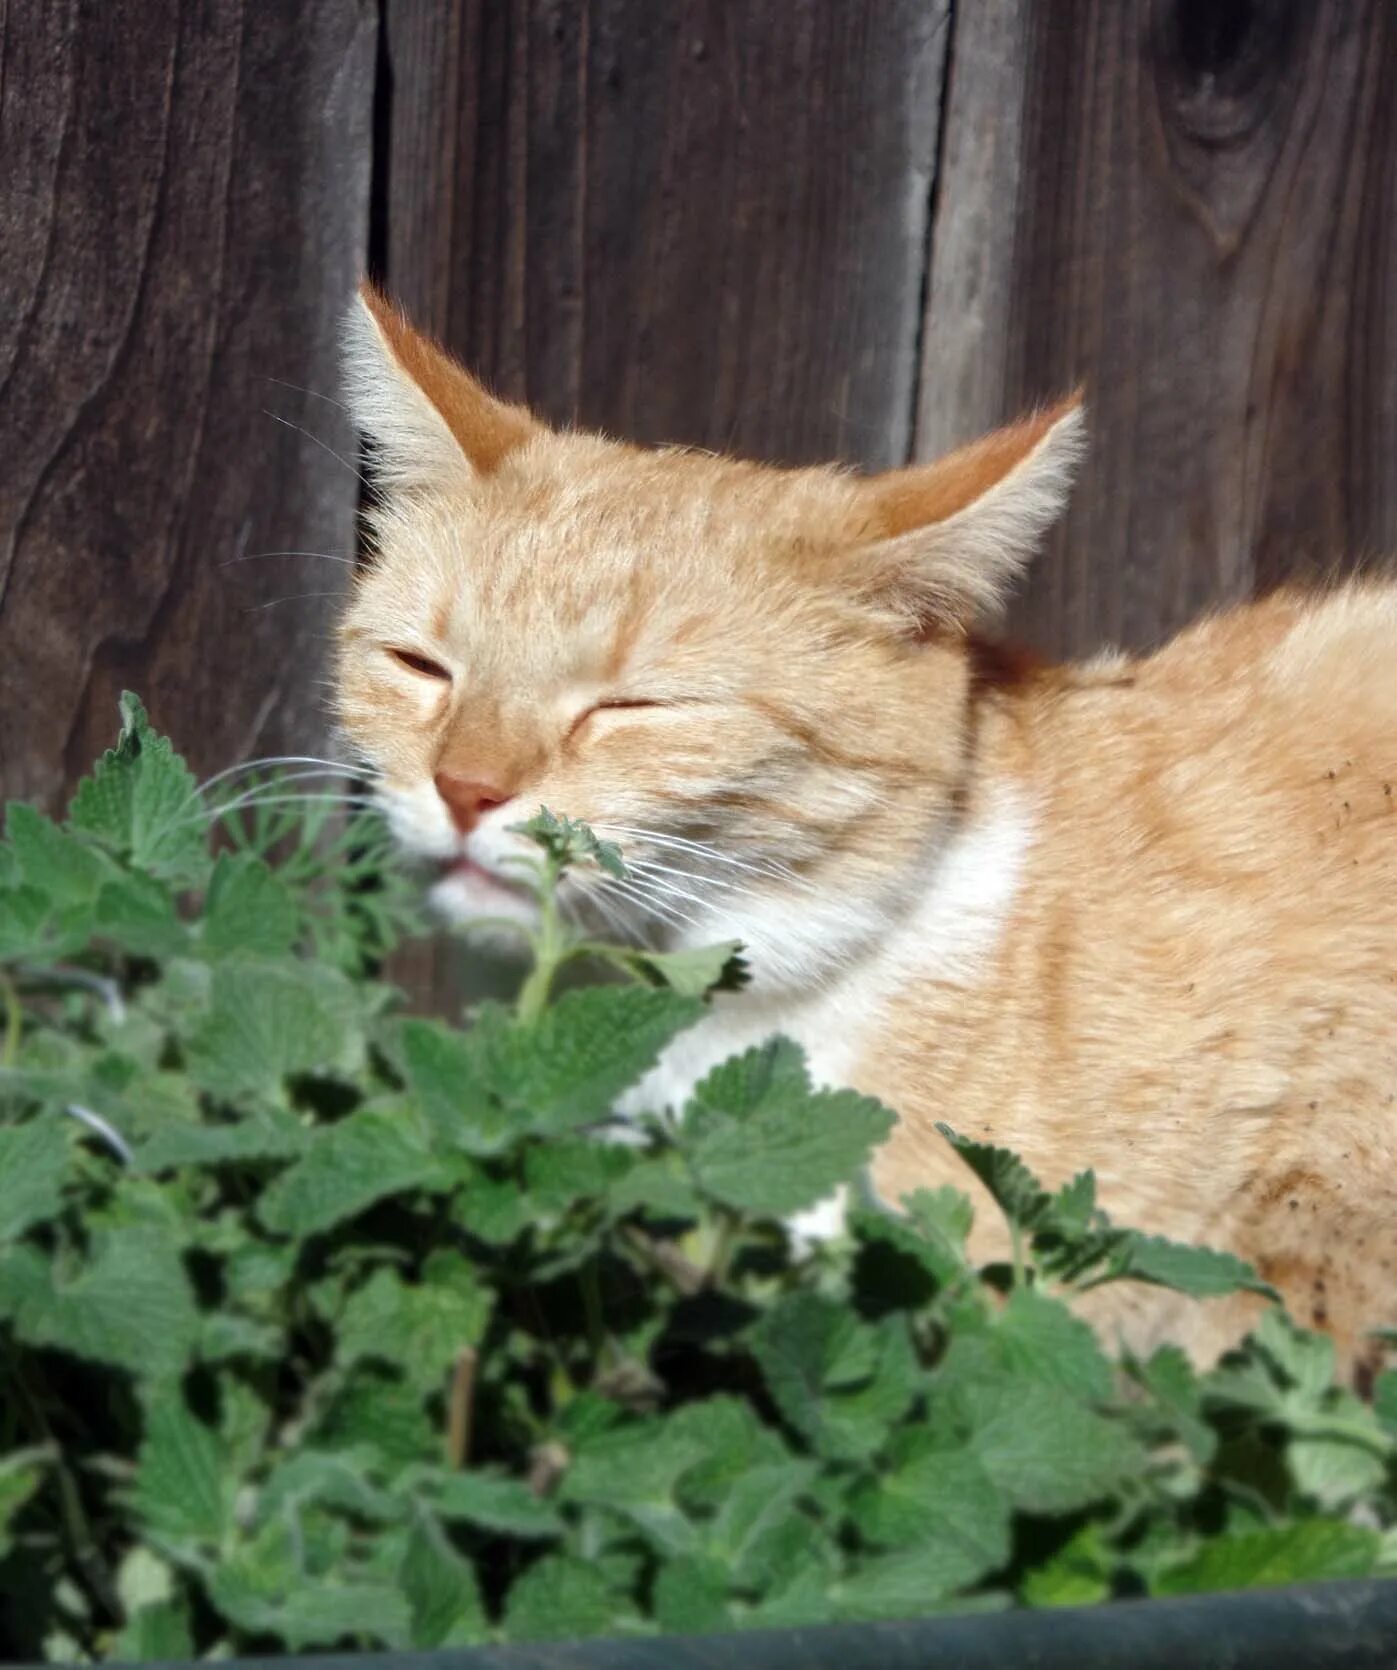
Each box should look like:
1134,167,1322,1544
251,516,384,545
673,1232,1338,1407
918,0,1397,658
0,0,376,807
382,0,950,469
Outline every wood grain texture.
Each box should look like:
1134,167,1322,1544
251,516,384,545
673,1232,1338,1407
0,0,376,808
918,0,1397,658
381,0,950,470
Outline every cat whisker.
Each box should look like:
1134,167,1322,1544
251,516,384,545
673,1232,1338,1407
221,549,357,569
173,790,377,834
198,754,380,794
601,875,703,932
597,824,812,891
246,590,347,614
256,373,349,412
262,408,370,489
627,857,741,895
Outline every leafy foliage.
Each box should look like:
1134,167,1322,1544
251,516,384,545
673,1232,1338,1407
0,696,1393,1661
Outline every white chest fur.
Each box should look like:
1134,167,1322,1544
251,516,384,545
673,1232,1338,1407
618,792,1035,1232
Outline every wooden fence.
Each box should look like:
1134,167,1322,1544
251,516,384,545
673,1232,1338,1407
4,1,1395,804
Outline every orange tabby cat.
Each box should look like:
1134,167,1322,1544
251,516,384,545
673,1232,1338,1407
336,284,1397,1380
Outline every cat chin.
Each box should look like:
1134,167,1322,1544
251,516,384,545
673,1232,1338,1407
427,868,541,931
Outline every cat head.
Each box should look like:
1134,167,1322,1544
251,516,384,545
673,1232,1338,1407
335,283,1083,985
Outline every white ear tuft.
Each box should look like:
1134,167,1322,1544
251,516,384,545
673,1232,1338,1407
858,401,1086,628
341,290,473,493
341,284,538,494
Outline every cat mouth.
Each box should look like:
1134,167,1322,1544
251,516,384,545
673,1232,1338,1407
437,854,532,901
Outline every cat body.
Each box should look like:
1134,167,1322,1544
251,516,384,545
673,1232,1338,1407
335,285,1397,1377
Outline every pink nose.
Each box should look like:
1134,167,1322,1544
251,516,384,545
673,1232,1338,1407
434,772,512,835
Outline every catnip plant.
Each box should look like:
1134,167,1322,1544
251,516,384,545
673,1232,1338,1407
0,695,1393,1661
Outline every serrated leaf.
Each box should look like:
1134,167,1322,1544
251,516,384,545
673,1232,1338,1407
339,1253,492,1392
653,1556,733,1633
0,1117,70,1240
523,1137,633,1212
936,1123,1048,1230
400,1018,514,1156
488,986,703,1134
111,1600,194,1662
210,1519,411,1650
93,870,186,956
137,1105,309,1171
130,1389,229,1551
1154,1519,1379,1596
3,1225,198,1380
1020,1523,1112,1608
203,853,298,958
68,693,208,886
705,1461,817,1586
961,1378,1145,1516
187,957,362,1097
504,1555,637,1642
1134,1344,1216,1464
259,1107,450,1239
414,1469,564,1540
6,804,107,903
685,1038,896,1217
1115,1233,1274,1300
992,1288,1115,1404
400,1509,488,1647
850,1443,1009,1590
751,1295,918,1461
633,940,749,997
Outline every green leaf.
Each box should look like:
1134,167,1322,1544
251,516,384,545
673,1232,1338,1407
971,1379,1145,1515
6,804,107,903
1133,1344,1217,1464
515,808,628,880
936,1123,1048,1230
210,1518,412,1650
686,1038,896,1217
414,1469,564,1540
1154,1520,1379,1596
705,1461,817,1586
68,692,208,885
2,1225,198,1381
137,1105,309,1171
399,1509,488,1647
653,1556,733,1634
187,957,362,1098
990,1288,1114,1404
849,1442,1010,1585
339,1253,492,1392
93,870,186,956
504,1555,637,1642
1020,1523,1112,1608
1114,1233,1274,1300
489,986,703,1134
751,1295,919,1461
0,1117,70,1240
259,1107,450,1239
130,1389,229,1551
833,1539,993,1621
111,1600,195,1662
633,940,749,997
203,853,298,958
412,1469,564,1543
0,1447,47,1559
523,1137,633,1212
400,1017,515,1156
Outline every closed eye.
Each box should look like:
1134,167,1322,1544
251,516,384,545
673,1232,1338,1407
387,646,452,681
568,698,666,741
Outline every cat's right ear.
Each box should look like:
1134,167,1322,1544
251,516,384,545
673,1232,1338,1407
341,282,538,493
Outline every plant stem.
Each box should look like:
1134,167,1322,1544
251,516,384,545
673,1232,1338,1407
1008,1219,1026,1290
515,855,566,1022
0,969,20,1068
445,1346,478,1469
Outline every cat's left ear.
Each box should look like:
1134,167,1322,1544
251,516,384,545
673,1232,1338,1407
854,398,1085,630
342,282,539,492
